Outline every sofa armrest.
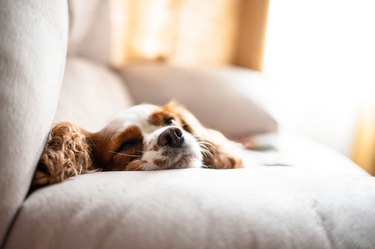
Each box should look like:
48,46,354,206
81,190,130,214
0,0,68,245
122,63,277,139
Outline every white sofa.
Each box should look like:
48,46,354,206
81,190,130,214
1,1,375,249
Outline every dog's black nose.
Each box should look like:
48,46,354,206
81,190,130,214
157,128,184,147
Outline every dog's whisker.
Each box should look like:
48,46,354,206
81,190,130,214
199,141,213,151
202,151,213,158
199,144,209,151
109,151,142,158
200,147,213,158
199,141,213,147
199,143,212,150
192,135,214,147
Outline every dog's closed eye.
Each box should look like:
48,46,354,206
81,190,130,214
116,140,139,152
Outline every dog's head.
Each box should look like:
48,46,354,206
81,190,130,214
34,101,243,186
91,102,204,171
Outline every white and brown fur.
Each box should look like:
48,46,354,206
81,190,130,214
33,101,243,187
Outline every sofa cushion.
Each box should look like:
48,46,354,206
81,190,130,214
54,56,134,132
240,130,367,176
122,64,277,139
0,0,68,244
5,168,375,249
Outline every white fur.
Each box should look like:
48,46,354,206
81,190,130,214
103,104,203,170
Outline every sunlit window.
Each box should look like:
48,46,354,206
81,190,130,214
263,1,375,155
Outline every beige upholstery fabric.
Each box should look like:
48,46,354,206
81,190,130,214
68,0,111,63
5,167,375,249
123,63,277,138
54,57,134,132
0,0,68,245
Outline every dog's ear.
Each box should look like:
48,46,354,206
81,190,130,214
163,101,243,169
201,137,243,169
33,122,96,187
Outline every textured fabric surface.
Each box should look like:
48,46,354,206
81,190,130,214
54,56,134,132
0,0,68,245
240,131,367,176
68,0,111,63
123,63,278,139
5,166,375,249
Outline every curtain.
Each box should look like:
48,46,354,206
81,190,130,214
110,0,241,68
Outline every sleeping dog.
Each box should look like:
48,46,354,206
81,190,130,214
33,101,243,187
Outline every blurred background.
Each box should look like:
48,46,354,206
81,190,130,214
108,0,375,174
263,1,375,175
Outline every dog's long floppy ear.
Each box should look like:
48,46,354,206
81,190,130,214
200,135,243,169
32,122,96,187
163,101,243,169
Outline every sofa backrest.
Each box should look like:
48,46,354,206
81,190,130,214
0,0,68,245
67,0,111,64
54,0,134,132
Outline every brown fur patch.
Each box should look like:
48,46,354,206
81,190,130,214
91,125,143,171
151,144,159,151
149,103,193,133
148,109,172,127
154,158,168,167
33,122,96,187
202,140,243,169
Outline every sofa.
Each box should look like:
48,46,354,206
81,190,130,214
1,1,375,249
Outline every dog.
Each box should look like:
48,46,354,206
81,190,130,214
33,101,243,187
